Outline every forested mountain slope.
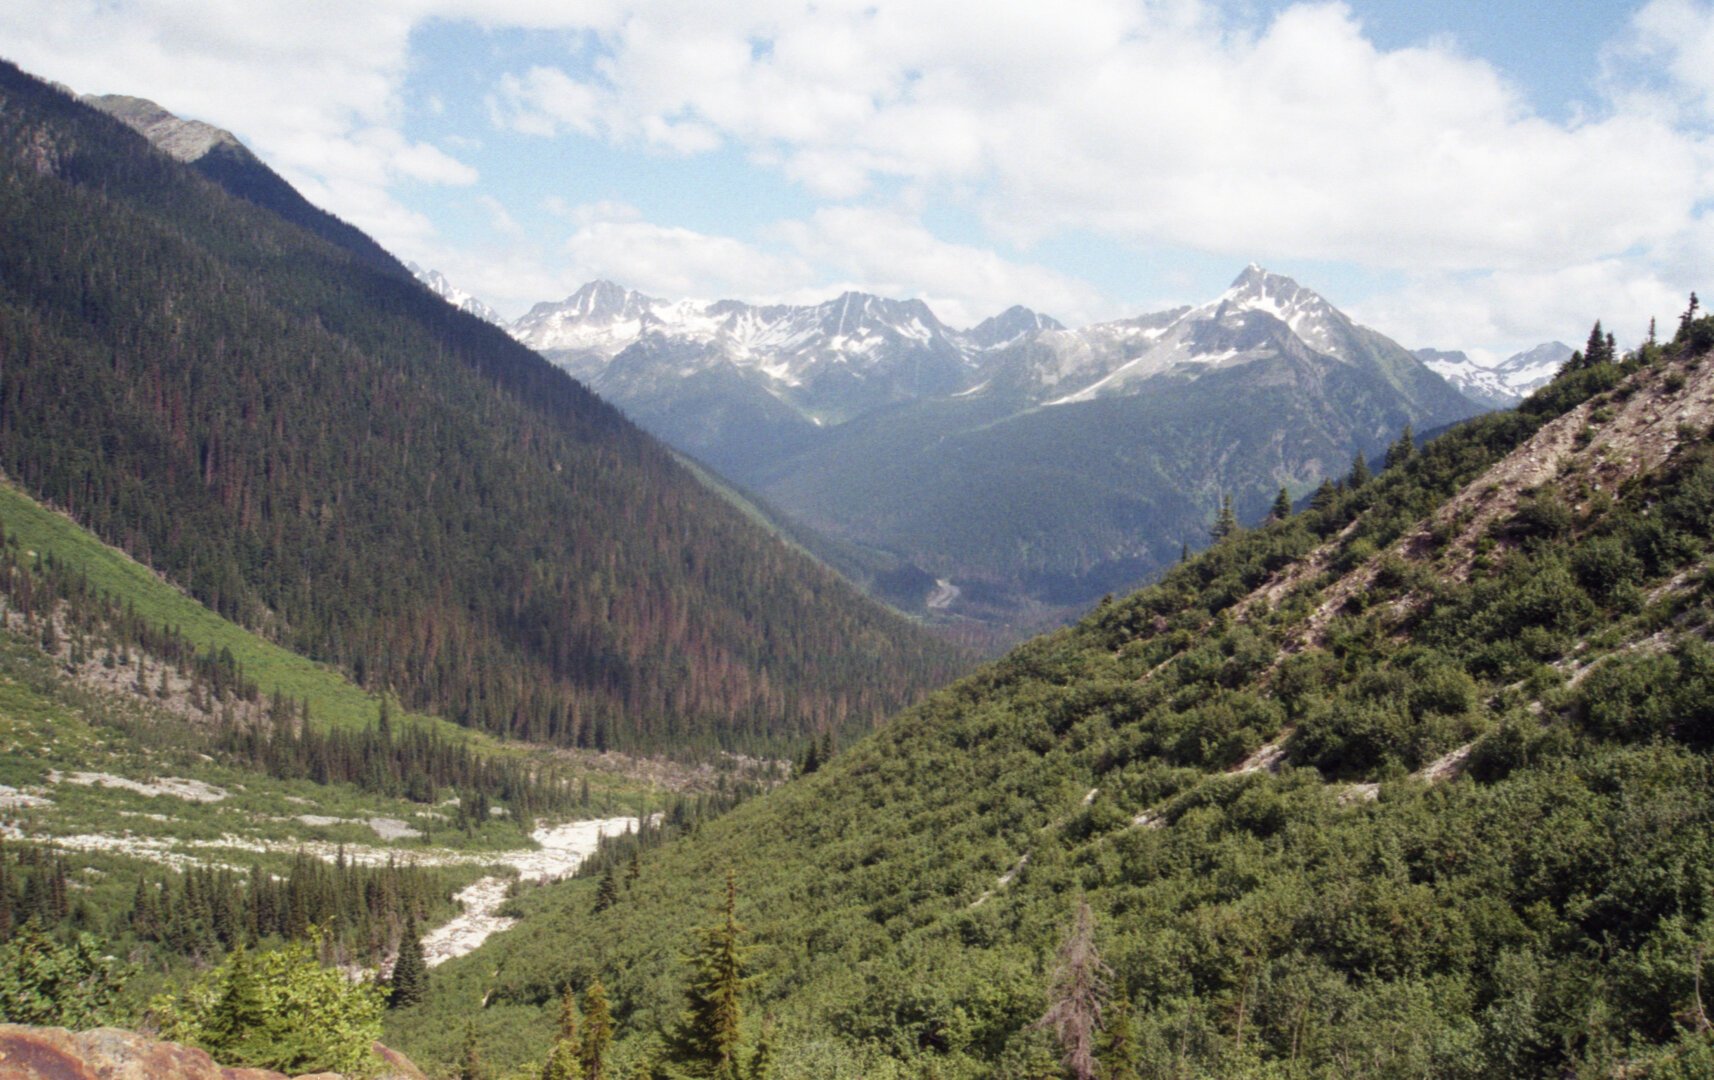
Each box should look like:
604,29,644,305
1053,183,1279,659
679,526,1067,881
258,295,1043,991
0,61,964,756
400,311,1714,1078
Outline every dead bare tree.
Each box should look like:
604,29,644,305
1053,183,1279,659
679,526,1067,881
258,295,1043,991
1037,898,1112,1080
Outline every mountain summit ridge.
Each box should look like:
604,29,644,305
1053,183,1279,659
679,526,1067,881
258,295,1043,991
507,265,1479,630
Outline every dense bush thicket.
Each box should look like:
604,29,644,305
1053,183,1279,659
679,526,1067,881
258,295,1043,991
394,324,1714,1078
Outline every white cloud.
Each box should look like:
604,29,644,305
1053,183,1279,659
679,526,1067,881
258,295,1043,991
1626,0,1714,121
443,200,1110,326
1350,261,1687,359
495,0,1712,275
561,211,812,301
0,0,478,251
775,208,1109,327
6,0,1713,357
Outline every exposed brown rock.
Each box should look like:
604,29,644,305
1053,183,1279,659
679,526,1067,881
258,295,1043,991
0,1026,427,1080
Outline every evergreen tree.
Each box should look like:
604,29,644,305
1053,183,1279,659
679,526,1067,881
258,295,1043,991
1569,320,1616,373
594,866,619,914
671,871,748,1078
1269,487,1292,521
1098,998,1140,1080
543,985,583,1080
388,916,428,1008
1209,495,1238,542
460,1020,486,1080
204,945,271,1067
625,850,641,890
1383,423,1415,470
581,978,614,1080
1347,451,1371,489
1036,899,1110,1080
747,1018,774,1080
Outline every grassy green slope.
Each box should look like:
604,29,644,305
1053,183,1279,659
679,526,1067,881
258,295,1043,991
396,328,1714,1079
0,480,469,742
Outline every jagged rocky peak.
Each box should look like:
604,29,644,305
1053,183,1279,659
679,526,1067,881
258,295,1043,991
1411,340,1575,410
564,279,654,321
1215,263,1337,326
406,262,503,325
82,94,242,162
809,291,950,339
966,305,1067,349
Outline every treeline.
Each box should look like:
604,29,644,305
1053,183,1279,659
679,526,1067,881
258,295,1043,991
217,698,581,824
0,838,449,969
124,853,446,966
0,60,965,759
0,843,73,938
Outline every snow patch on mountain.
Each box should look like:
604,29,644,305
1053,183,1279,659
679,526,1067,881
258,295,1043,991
1412,342,1572,410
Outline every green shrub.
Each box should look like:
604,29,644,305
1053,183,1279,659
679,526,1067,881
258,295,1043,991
152,934,384,1077
0,921,131,1028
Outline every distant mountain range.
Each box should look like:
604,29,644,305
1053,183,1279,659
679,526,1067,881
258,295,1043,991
1413,342,1574,409
488,266,1486,632
408,263,504,325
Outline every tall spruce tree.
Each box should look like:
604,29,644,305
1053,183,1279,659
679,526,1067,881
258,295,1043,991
1098,998,1140,1080
581,978,614,1080
388,916,427,1009
671,871,748,1078
1270,487,1292,521
543,985,583,1080
593,866,619,914
460,1020,486,1080
1384,424,1415,470
748,1018,775,1080
1210,495,1238,542
1347,450,1372,489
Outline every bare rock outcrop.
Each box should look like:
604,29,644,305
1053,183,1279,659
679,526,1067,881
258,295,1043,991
0,1025,427,1080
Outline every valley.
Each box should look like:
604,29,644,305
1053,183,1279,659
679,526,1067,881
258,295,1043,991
2,12,1713,1079
490,266,1494,637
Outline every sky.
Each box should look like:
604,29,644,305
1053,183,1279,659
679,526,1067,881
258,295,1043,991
3,0,1711,364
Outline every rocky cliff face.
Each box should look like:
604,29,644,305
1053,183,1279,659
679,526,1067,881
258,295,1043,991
0,1025,426,1080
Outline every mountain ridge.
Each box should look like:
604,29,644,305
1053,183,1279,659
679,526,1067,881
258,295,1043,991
505,267,1480,635
0,60,965,755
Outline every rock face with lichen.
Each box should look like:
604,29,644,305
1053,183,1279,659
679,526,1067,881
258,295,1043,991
0,1025,427,1080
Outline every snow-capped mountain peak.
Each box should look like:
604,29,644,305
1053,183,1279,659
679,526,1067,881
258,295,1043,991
1411,341,1571,410
406,263,503,325
1210,265,1346,356
965,305,1066,350
564,280,655,323
511,281,662,360
1496,341,1574,387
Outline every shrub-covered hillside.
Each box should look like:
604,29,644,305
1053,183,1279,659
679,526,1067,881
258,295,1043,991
395,308,1714,1078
